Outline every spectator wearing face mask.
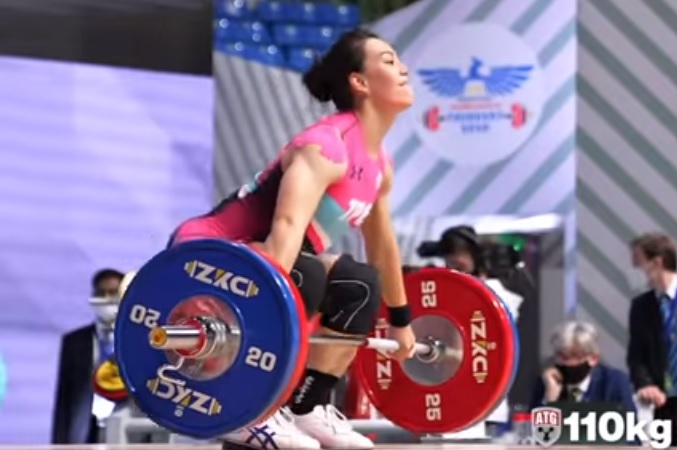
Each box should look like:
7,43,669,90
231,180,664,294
531,321,635,409
627,233,677,442
52,268,123,444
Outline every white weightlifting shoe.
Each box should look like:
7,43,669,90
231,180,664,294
293,405,375,449
220,407,321,449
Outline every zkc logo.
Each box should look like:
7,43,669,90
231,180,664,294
184,260,259,298
147,376,222,417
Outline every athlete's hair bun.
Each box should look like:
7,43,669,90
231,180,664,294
302,57,332,103
302,29,382,111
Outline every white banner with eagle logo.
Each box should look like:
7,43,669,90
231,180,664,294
409,23,546,166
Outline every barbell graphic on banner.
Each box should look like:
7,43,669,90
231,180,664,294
113,239,519,438
423,104,528,132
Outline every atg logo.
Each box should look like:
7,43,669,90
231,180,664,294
532,406,671,449
410,24,545,166
532,406,562,446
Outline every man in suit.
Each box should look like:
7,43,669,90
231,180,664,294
532,320,635,410
52,268,124,444
627,233,677,440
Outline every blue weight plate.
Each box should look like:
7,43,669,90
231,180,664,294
115,239,303,439
494,291,520,390
499,299,520,425
508,309,520,390
484,281,521,407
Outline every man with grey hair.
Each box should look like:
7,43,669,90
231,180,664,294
530,320,634,410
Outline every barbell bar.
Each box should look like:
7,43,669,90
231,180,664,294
147,319,462,365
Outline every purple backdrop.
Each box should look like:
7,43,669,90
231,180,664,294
0,56,213,444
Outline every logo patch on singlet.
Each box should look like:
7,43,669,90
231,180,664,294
349,164,364,181
342,199,372,227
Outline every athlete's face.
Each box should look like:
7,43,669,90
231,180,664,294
349,38,413,113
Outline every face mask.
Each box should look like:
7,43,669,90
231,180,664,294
627,268,649,293
89,297,119,325
556,361,592,385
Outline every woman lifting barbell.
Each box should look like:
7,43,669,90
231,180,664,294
168,29,416,450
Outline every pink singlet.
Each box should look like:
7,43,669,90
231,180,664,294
171,112,389,254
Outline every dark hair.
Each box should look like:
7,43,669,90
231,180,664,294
417,226,480,258
631,233,677,271
92,268,124,290
302,29,381,111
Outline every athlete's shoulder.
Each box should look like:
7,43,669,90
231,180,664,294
287,114,350,164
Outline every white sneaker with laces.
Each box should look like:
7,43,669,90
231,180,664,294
292,405,375,449
220,407,321,449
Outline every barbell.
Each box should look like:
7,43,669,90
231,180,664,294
114,239,519,438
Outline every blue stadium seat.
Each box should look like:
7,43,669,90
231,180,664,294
316,3,361,26
215,41,285,68
245,21,273,44
257,2,360,26
214,19,241,42
215,19,272,45
281,2,321,24
258,1,286,22
252,45,286,67
287,47,319,73
305,26,342,49
273,24,306,46
214,0,256,20
273,25,341,48
215,41,250,57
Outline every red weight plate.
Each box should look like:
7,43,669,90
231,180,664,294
355,268,516,433
252,248,310,422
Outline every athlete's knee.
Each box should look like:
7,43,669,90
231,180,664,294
320,254,381,335
291,253,327,318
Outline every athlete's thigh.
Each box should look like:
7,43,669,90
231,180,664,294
291,252,328,317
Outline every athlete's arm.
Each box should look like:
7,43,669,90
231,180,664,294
360,163,407,308
261,146,345,272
